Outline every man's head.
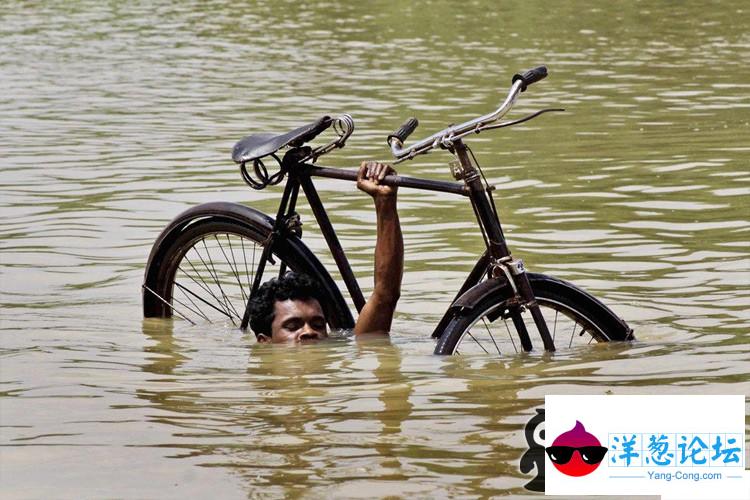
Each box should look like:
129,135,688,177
248,272,328,343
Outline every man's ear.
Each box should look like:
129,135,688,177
256,333,271,343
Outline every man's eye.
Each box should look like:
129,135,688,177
312,320,326,330
284,321,302,331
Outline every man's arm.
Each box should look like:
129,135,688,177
354,161,403,335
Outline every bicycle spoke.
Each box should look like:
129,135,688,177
568,320,579,348
241,238,254,294
193,238,236,314
175,281,234,321
466,330,489,354
142,284,196,325
219,234,245,302
180,260,234,319
171,287,213,323
552,310,559,343
197,238,241,321
241,237,253,292
503,318,519,353
481,317,502,355
174,283,212,322
234,238,248,301
183,247,229,307
250,241,256,290
201,237,241,319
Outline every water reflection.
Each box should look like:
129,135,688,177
136,320,700,495
136,320,565,495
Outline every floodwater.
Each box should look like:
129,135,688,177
1,0,748,497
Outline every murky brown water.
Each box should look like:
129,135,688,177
1,1,748,497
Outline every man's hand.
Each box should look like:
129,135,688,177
357,161,397,198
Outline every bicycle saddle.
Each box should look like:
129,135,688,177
231,116,332,163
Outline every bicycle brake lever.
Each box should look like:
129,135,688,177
478,108,565,132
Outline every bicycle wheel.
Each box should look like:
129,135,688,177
434,273,633,355
143,202,354,329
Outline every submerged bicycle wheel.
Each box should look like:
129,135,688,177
156,221,277,325
144,205,354,329
434,274,633,355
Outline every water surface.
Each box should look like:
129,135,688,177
1,0,748,497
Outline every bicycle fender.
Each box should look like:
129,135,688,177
450,276,511,309
436,272,633,341
429,277,511,338
526,273,634,340
145,202,274,270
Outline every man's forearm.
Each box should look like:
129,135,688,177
354,194,403,335
373,195,403,308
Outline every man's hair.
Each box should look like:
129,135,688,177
248,272,325,337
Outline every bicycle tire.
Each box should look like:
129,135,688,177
434,273,633,355
143,202,354,330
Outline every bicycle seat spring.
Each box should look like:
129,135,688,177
240,153,285,190
331,113,354,138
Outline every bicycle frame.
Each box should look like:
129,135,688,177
237,142,557,352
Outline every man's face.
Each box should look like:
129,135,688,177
259,298,328,343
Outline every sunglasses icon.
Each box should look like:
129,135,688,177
545,446,608,465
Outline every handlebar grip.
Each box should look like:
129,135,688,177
387,117,419,145
512,65,548,92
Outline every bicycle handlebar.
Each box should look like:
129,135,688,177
388,117,419,145
306,165,467,196
512,65,548,92
388,65,548,162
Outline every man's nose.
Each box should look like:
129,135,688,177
297,327,321,342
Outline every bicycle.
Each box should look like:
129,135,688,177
142,65,634,356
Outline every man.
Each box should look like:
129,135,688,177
248,161,403,343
